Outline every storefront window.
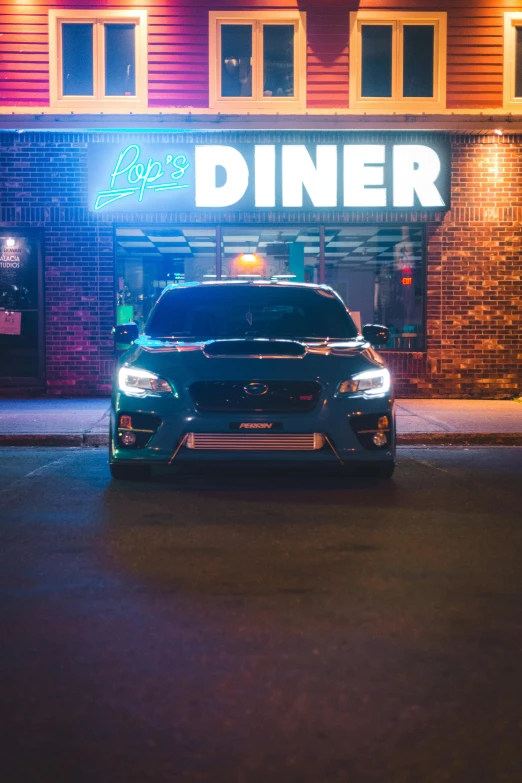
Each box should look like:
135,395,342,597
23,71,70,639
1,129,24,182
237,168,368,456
221,227,320,282
115,225,424,350
325,226,424,350
115,227,217,330
0,231,44,384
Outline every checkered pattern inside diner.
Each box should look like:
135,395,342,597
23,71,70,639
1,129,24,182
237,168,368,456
115,226,423,269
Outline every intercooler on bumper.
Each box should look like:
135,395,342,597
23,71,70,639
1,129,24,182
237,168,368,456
185,433,325,451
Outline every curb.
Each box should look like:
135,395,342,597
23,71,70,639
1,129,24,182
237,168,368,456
0,433,521,447
0,434,108,447
397,433,522,446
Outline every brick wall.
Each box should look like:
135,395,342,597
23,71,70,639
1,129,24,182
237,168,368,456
43,221,114,394
1,131,521,397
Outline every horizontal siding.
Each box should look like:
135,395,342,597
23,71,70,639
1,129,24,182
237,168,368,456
0,1,516,110
306,6,349,108
0,2,47,105
0,0,349,108
446,7,504,108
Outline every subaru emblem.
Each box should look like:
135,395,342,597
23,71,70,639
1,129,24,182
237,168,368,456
244,382,268,396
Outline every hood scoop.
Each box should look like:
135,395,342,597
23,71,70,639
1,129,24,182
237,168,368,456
203,339,306,359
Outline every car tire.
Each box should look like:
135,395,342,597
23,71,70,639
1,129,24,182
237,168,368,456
358,461,395,479
109,462,151,481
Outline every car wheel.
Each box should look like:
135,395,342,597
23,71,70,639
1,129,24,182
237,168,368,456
109,462,151,481
358,461,395,479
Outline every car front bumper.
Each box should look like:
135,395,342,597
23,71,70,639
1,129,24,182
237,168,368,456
110,391,395,467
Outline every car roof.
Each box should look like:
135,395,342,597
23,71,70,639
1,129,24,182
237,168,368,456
161,280,335,294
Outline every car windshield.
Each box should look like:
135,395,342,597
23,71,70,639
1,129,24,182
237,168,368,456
146,285,358,340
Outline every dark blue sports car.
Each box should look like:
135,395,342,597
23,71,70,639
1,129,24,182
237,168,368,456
111,281,395,480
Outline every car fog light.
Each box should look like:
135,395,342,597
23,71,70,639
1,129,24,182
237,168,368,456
121,431,137,446
372,431,388,447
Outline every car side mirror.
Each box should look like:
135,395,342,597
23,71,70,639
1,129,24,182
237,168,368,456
113,322,139,347
362,324,390,347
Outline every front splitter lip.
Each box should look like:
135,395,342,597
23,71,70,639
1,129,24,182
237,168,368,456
111,434,395,466
111,454,393,465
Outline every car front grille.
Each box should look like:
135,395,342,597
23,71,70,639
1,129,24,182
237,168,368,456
190,380,321,413
185,433,325,451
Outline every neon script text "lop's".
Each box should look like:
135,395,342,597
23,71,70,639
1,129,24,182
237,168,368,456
94,144,191,211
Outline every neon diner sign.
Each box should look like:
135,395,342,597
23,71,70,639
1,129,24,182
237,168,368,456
89,141,450,212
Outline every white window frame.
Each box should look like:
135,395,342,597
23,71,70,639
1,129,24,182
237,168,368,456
349,11,447,112
209,10,306,112
504,12,522,109
49,9,148,111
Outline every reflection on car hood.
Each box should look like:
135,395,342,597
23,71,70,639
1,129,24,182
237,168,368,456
121,336,387,383
134,335,370,357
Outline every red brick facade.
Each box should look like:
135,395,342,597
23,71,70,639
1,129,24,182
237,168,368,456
391,135,522,397
1,130,521,397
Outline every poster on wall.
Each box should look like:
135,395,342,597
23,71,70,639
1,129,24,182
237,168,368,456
0,232,42,382
87,139,451,214
0,311,22,335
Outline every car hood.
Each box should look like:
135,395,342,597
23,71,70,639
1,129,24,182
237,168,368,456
120,337,387,388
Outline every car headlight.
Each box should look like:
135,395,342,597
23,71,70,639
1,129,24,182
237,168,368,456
118,366,173,397
338,368,391,397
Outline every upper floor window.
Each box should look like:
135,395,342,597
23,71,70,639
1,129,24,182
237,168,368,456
49,10,147,110
504,13,522,109
349,12,447,112
209,11,306,111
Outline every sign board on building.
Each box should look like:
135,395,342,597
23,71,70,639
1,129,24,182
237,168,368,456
88,140,450,213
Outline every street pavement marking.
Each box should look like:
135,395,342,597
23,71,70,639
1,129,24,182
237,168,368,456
0,455,76,501
413,458,450,474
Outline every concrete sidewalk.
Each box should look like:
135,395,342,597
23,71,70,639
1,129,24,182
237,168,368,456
396,399,522,444
1,397,522,446
0,399,111,447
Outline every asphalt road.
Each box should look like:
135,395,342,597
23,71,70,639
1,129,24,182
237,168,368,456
1,447,522,783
